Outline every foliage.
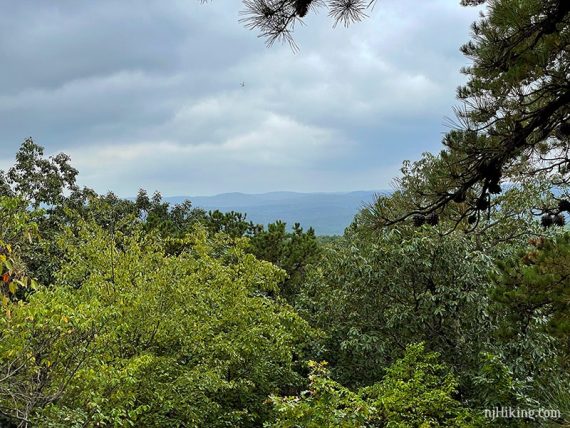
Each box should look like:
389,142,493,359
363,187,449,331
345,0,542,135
0,197,41,306
1,140,321,308
0,239,38,313
238,0,374,49
535,375,570,426
197,211,321,302
493,234,570,366
250,221,320,302
366,0,570,225
360,150,565,244
297,228,496,392
0,220,314,427
269,343,483,428
471,352,533,409
0,197,42,251
269,360,374,428
3,2,570,421
296,223,569,415
204,209,256,238
135,189,207,237
0,138,78,207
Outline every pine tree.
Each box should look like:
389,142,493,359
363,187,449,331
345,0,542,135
493,233,570,364
373,0,570,226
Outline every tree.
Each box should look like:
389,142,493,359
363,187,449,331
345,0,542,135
493,233,570,364
0,197,42,305
0,220,315,427
249,221,320,302
376,0,570,226
295,220,569,411
231,0,374,49
359,152,566,240
0,142,321,295
0,139,78,207
296,228,497,392
269,343,482,427
204,209,256,238
201,212,321,302
134,189,207,236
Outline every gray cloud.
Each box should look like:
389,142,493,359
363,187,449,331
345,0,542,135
0,0,482,196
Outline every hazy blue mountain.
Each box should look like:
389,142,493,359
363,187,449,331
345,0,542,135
164,191,383,235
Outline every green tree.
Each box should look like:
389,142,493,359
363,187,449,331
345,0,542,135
135,189,207,236
0,197,42,304
250,221,320,302
295,224,560,411
205,209,255,238
297,228,496,390
269,343,483,427
493,233,570,365
0,221,314,427
1,142,320,296
0,138,78,207
359,151,563,243
375,0,570,224
201,212,321,302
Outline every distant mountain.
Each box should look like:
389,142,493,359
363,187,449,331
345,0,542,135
164,191,383,236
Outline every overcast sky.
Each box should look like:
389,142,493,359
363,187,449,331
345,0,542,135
0,0,482,196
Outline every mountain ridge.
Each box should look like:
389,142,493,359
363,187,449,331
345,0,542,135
163,190,384,235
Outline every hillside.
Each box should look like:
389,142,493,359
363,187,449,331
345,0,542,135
164,191,382,235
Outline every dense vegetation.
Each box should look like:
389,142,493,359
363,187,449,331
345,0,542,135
1,0,570,426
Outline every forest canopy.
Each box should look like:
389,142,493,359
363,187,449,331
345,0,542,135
1,0,570,426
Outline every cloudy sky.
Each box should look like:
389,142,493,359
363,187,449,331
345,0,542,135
0,0,482,197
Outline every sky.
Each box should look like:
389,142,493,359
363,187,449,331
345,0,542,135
0,0,483,197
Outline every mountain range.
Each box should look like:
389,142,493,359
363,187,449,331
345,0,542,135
163,191,382,236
